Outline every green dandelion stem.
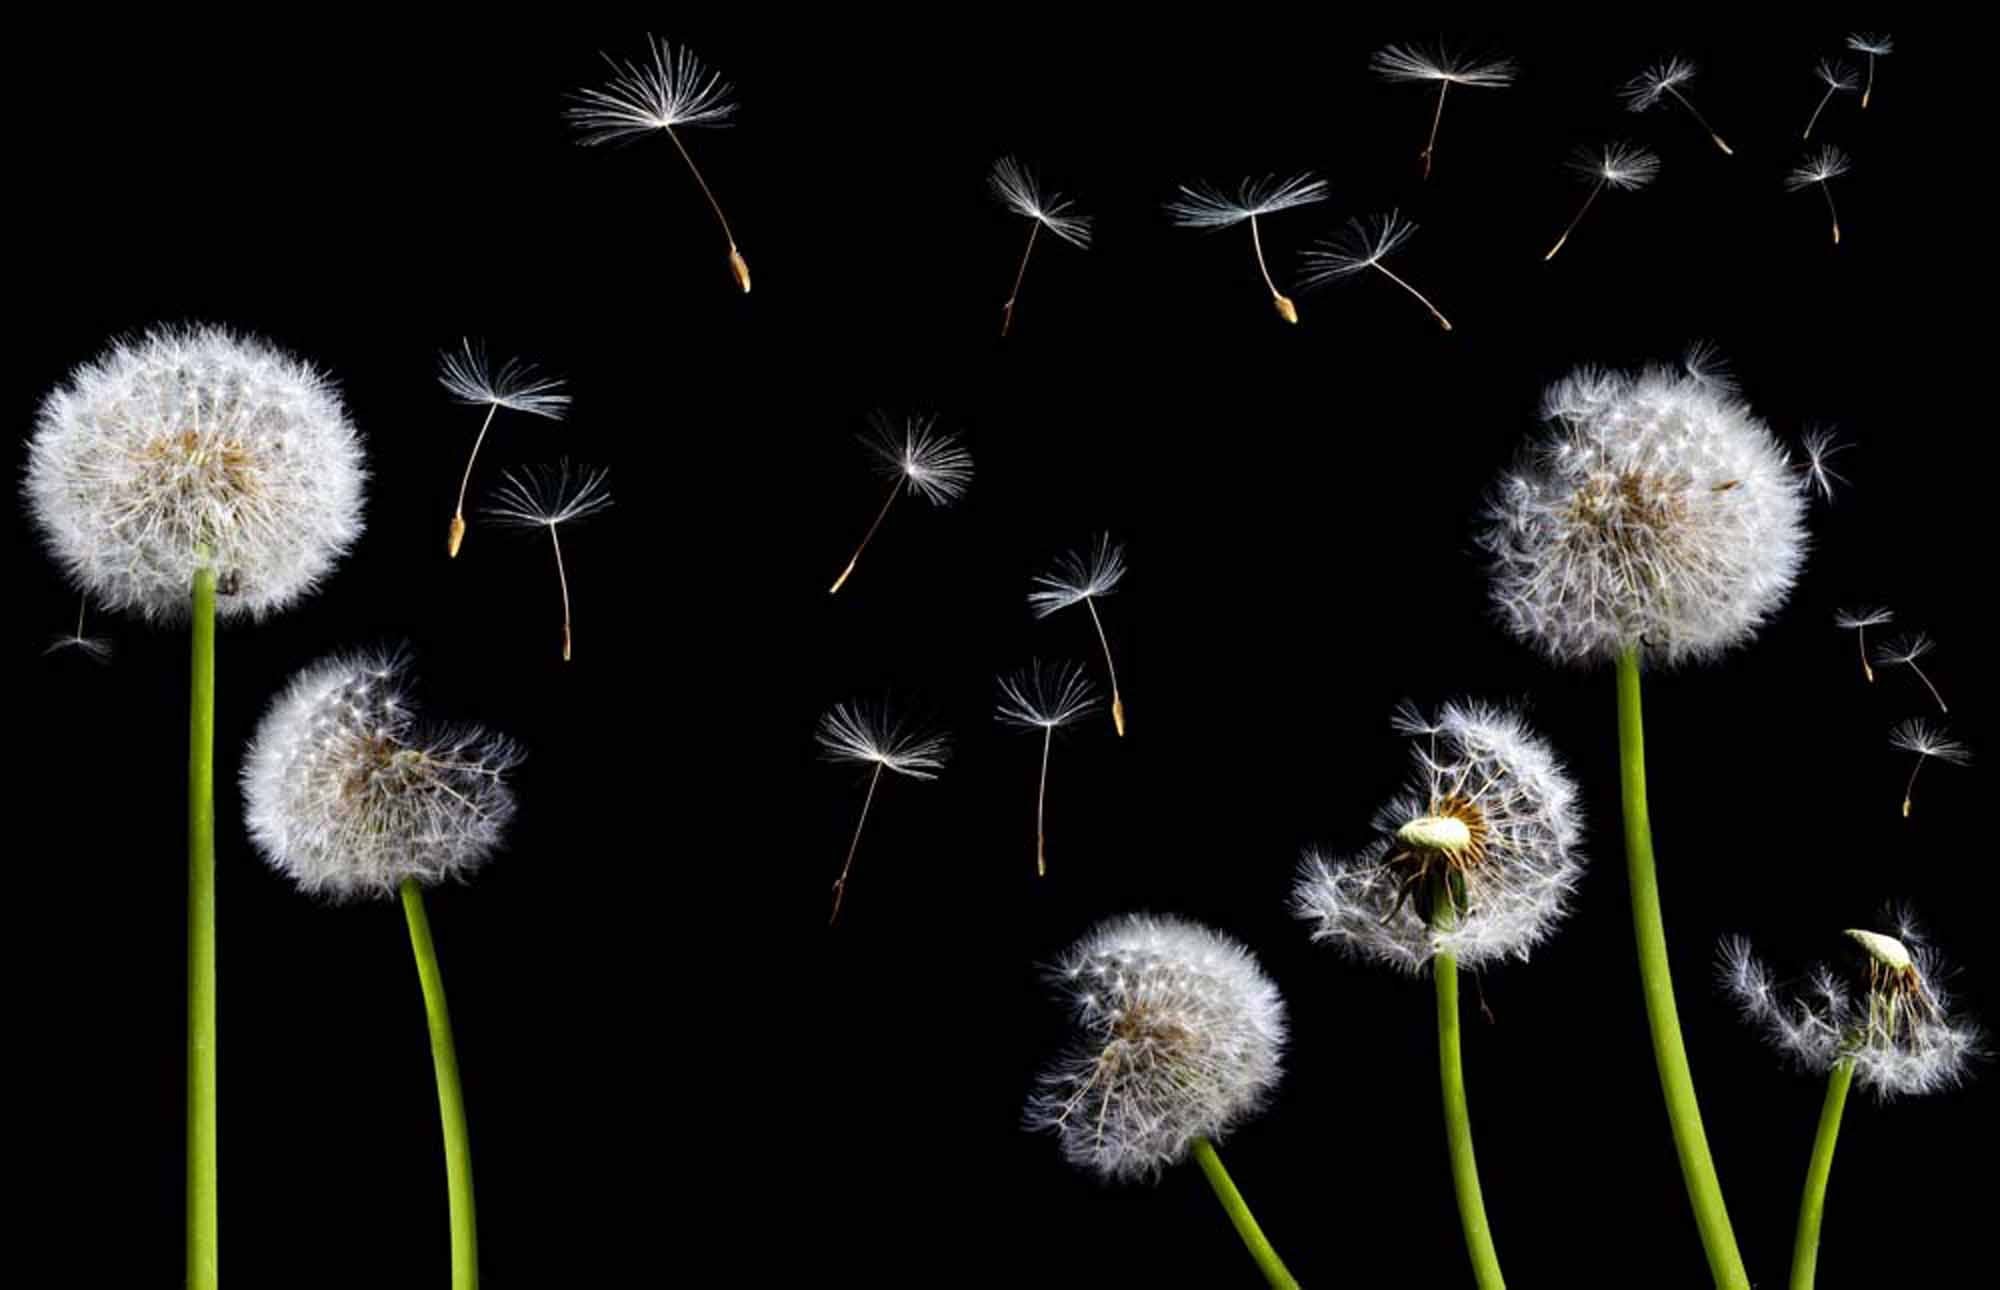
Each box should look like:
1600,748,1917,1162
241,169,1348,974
187,565,219,1290
1190,1136,1299,1290
402,879,479,1290
1789,1059,1854,1290
1435,887,1505,1289
1617,646,1750,1289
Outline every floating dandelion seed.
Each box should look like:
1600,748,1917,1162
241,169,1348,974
1681,339,1739,392
1303,209,1452,331
1028,534,1129,736
1370,44,1517,180
1846,34,1893,109
991,157,1091,337
1803,60,1860,139
45,595,112,663
995,660,1101,877
1874,632,1948,713
816,701,949,925
1787,146,1852,245
483,460,613,662
568,37,752,292
1799,426,1848,503
1164,172,1328,324
828,414,973,595
1545,141,1661,261
1888,719,1971,817
438,340,569,558
1624,57,1733,155
1834,607,1893,682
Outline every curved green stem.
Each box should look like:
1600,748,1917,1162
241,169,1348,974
1435,890,1505,1288
1189,1136,1299,1290
1616,647,1749,1289
188,567,219,1290
402,880,479,1290
1789,1060,1854,1290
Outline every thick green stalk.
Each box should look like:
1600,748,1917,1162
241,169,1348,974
1616,647,1749,1289
402,880,479,1290
1789,1061,1854,1290
188,566,219,1290
1435,890,1505,1289
1189,1136,1299,1290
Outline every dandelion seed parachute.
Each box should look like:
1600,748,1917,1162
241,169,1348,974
1302,209,1452,331
828,414,973,594
1803,60,1860,139
1786,146,1852,245
483,460,614,661
817,701,950,925
991,156,1091,337
1874,633,1948,714
1834,606,1893,682
45,595,112,663
994,660,1101,876
1887,718,1970,816
1545,142,1660,261
1799,426,1848,503
1164,173,1327,323
438,339,569,558
1624,56,1733,155
1369,43,1517,180
1846,33,1893,109
1028,534,1128,735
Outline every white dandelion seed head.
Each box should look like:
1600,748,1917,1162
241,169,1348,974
1369,44,1517,87
995,659,1102,730
1293,701,1585,973
1788,146,1852,190
1571,141,1661,191
1623,57,1699,112
1024,913,1287,1183
1835,606,1893,631
438,340,570,420
863,413,973,507
1888,718,1971,767
567,36,737,143
1800,426,1849,503
1027,533,1127,618
482,459,614,530
1847,34,1894,57
1477,354,1810,668
1302,210,1420,285
815,701,951,780
990,157,1092,249
24,324,367,625
1815,60,1862,93
1164,172,1329,230
242,649,524,902
1720,922,1983,1099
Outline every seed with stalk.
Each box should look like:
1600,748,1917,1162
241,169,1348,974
1164,173,1328,324
568,37,752,292
1624,57,1733,155
1787,146,1852,245
816,701,949,926
1028,534,1129,736
1803,60,1860,139
1872,632,1947,713
1833,607,1893,682
482,460,613,662
994,660,1101,877
828,414,973,595
1846,34,1893,109
437,340,569,559
990,157,1091,337
1369,43,1517,180
1303,210,1452,331
1888,720,1970,819
1545,142,1661,261
45,594,113,663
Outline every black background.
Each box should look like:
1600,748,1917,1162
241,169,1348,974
11,22,1990,1288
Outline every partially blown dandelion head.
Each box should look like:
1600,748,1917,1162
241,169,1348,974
1369,44,1517,87
243,650,523,901
1027,533,1126,618
1720,919,1982,1099
567,37,736,142
1164,173,1328,229
1788,146,1852,190
1623,57,1699,111
438,340,570,419
1302,209,1419,284
25,325,367,624
1025,914,1287,1182
1293,702,1584,972
1572,141,1661,191
1478,355,1811,667
1846,33,1894,57
990,157,1091,249
865,414,973,506
996,660,1101,730
816,701,950,779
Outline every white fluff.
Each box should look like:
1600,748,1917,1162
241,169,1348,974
243,650,523,901
25,325,367,624
1025,914,1287,1183
1478,356,1810,667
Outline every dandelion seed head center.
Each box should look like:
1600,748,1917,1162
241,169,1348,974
1397,813,1475,857
1847,928,1913,971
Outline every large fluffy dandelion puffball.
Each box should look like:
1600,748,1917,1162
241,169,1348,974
25,325,367,623
1479,357,1808,667
1025,914,1287,1182
1294,702,1584,973
243,651,523,901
